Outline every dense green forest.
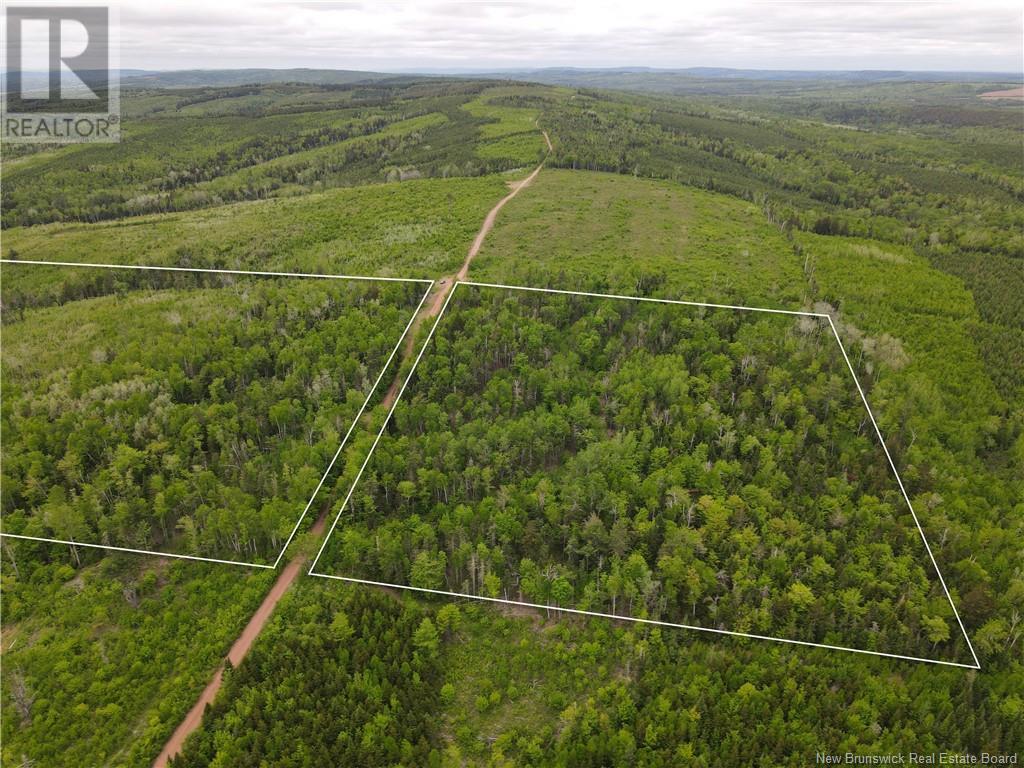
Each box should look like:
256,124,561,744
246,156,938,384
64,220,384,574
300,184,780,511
170,583,442,767
2,77,1021,766
1,264,423,563
1,540,275,765
318,285,971,663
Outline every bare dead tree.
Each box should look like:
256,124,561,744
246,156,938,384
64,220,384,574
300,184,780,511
10,668,35,725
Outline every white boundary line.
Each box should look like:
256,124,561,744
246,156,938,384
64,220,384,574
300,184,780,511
309,279,980,670
0,533,276,570
458,280,831,318
0,259,433,284
311,574,980,670
308,281,463,572
0,258,434,570
824,315,981,669
269,281,433,568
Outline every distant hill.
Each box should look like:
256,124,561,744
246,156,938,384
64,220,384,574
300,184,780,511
470,66,1021,83
119,68,423,88
107,66,1024,96
462,66,1023,96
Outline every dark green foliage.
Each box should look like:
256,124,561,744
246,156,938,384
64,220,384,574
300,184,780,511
170,584,443,768
968,322,1024,401
927,248,1024,329
504,626,1023,767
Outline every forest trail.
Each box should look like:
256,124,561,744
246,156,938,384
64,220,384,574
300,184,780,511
154,126,551,767
151,512,327,767
378,129,551,412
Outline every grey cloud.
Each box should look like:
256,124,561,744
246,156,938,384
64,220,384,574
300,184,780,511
112,0,1023,71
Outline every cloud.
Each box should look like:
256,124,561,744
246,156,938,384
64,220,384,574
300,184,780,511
111,0,1023,72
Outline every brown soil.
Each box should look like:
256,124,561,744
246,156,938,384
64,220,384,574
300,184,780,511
979,87,1024,100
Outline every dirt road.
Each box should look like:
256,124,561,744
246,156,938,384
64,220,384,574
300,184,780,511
151,513,327,767
153,126,552,766
378,130,551,411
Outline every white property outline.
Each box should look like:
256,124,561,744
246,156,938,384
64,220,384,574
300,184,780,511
0,258,434,570
309,280,981,670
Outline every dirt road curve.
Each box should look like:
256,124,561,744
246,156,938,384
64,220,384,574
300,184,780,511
151,513,327,767
458,159,544,281
153,126,552,766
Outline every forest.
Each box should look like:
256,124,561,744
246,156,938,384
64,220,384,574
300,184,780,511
316,285,971,663
1,76,1021,766
170,584,443,768
1,81,551,227
1,546,275,765
1,263,423,563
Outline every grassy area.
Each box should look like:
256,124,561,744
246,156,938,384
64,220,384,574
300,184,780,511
461,86,557,165
3,175,509,279
461,86,553,136
476,132,547,163
438,604,628,766
471,168,806,307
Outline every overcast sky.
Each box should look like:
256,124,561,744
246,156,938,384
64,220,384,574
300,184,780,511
19,0,1024,72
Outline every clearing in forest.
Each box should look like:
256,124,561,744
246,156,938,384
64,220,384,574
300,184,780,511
310,281,977,668
0,260,431,567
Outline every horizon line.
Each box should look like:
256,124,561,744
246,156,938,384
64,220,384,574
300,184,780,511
3,65,1020,77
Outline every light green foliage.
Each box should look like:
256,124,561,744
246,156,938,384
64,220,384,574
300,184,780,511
922,616,951,646
330,610,355,643
462,91,541,138
438,604,629,764
414,617,441,658
460,87,552,164
472,169,807,307
787,582,815,610
436,604,462,636
1,266,421,562
3,175,508,279
0,545,274,767
321,285,968,661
